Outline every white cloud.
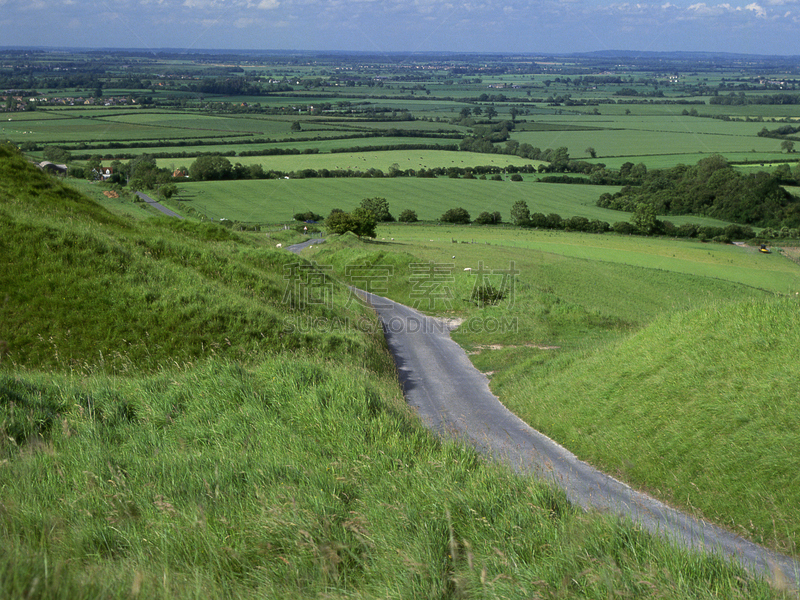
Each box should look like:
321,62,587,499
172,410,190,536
256,0,279,7
745,1,767,15
183,0,226,8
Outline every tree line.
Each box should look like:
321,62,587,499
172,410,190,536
595,155,800,228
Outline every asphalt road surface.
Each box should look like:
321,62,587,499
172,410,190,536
135,191,184,219
357,290,799,588
287,238,325,253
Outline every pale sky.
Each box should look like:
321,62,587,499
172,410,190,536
1,0,799,56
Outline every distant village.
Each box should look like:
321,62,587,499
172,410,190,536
2,94,136,111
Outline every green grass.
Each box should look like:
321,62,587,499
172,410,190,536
0,145,384,373
375,225,800,294
306,227,800,561
2,144,791,598
510,115,782,164
490,297,800,558
4,358,785,599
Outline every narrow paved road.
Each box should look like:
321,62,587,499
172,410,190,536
284,241,798,587
357,290,799,588
135,191,184,219
286,238,325,253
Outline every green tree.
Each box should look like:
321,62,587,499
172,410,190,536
351,207,377,238
325,209,376,238
550,147,570,171
631,202,658,235
474,211,502,225
510,200,530,226
781,140,795,153
290,121,301,132
42,146,71,163
441,207,471,224
189,154,233,181
325,211,357,235
586,146,597,159
360,197,394,222
160,183,177,199
485,106,497,120
398,209,418,223
86,155,103,180
127,154,162,190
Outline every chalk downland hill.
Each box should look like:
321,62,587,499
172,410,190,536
0,144,790,598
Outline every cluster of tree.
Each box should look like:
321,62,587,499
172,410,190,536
709,93,800,105
359,197,394,222
560,161,651,186
460,132,578,170
188,77,291,96
324,208,377,238
757,125,800,139
440,207,471,224
595,155,800,228
398,209,418,223
510,200,757,241
474,211,502,225
510,201,612,233
613,88,665,97
293,211,324,222
459,121,514,153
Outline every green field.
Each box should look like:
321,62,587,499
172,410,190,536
173,176,739,229
166,149,536,175
374,224,800,294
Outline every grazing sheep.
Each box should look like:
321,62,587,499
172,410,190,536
464,267,472,271
276,243,282,248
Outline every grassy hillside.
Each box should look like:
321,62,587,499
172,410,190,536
0,145,792,598
0,144,383,373
492,297,800,558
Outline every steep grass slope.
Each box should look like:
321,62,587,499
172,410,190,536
494,297,800,558
0,145,383,373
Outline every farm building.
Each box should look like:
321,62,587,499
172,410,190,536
38,161,67,176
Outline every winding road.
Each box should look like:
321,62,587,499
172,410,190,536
135,191,184,219
287,240,800,587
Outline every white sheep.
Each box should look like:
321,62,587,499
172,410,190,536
276,243,282,248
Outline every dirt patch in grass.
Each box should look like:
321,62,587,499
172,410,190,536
468,343,560,355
